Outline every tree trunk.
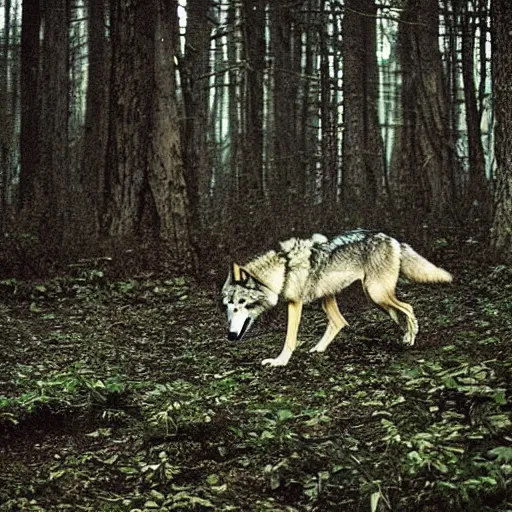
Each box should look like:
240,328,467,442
319,0,337,209
226,1,239,195
341,0,386,223
105,0,193,259
393,0,457,224
301,0,320,205
182,0,212,235
80,0,109,241
19,0,41,217
21,0,70,244
151,0,193,259
239,0,266,221
490,0,512,261
0,0,13,231
270,1,301,221
461,4,489,220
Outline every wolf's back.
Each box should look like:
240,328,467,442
399,243,453,283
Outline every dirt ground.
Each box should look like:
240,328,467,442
0,255,511,511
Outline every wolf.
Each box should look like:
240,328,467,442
221,230,453,367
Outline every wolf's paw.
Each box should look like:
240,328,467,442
309,344,326,353
402,333,416,346
261,357,289,367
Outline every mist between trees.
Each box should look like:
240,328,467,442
0,0,511,273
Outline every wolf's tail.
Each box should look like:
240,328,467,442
399,244,453,283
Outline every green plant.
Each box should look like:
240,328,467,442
143,380,213,437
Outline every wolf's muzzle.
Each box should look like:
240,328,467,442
227,316,252,341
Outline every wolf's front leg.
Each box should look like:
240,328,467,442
310,296,349,353
261,301,303,367
261,347,293,367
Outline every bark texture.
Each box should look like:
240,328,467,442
393,0,457,222
106,0,192,258
490,0,512,260
342,0,386,221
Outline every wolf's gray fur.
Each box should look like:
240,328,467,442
221,230,452,367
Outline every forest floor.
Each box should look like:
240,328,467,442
0,250,511,512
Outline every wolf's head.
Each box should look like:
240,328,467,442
221,264,278,341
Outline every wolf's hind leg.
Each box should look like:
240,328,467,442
310,296,349,353
364,281,418,346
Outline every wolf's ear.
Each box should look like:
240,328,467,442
233,263,252,283
232,263,241,282
222,265,234,292
222,263,244,292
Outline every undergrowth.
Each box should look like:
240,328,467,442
0,261,511,511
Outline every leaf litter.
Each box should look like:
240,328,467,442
0,262,511,511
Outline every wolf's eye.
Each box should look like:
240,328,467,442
238,298,246,305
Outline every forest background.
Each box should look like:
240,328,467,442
0,0,511,276
1,2,512,511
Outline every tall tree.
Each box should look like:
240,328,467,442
39,0,70,242
461,1,488,218
392,0,457,223
105,0,192,258
301,0,320,205
0,0,14,231
218,0,240,222
80,0,109,240
239,0,266,222
18,0,70,244
18,0,41,219
182,0,212,235
341,0,386,221
318,0,339,209
269,1,302,220
490,0,512,261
